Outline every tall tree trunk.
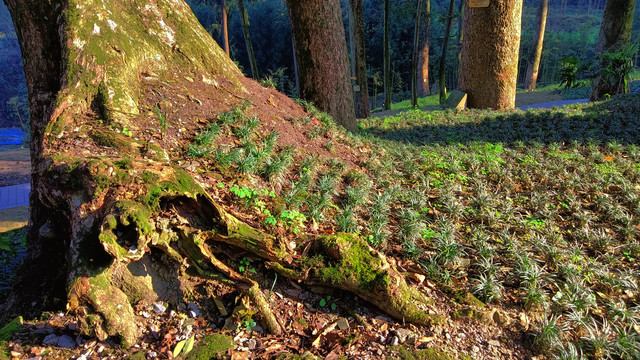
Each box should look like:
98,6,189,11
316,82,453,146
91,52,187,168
292,37,300,98
349,0,370,118
439,0,456,104
459,0,523,110
237,0,259,79
590,0,637,101
3,0,432,345
384,0,392,110
220,0,230,56
412,0,423,108
286,0,356,129
418,0,431,96
524,0,549,91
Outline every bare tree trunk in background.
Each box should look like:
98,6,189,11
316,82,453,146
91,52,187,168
287,0,356,129
220,0,229,56
384,0,392,110
349,0,370,118
459,0,523,109
238,0,259,79
412,0,423,108
418,0,431,96
590,0,636,101
439,0,456,104
524,0,549,91
292,37,300,98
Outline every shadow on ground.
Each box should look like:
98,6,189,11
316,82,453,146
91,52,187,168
360,93,640,146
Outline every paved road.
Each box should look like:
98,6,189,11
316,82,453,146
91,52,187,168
0,183,30,210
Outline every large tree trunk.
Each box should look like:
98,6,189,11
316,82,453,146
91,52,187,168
286,0,356,129
439,0,456,105
524,0,549,91
590,0,637,101
237,0,259,79
2,0,430,346
349,0,370,119
383,0,392,110
418,0,431,96
459,0,523,110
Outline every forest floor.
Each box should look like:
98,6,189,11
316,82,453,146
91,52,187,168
2,86,640,360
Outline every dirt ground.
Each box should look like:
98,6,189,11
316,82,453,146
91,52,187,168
0,206,28,233
0,146,30,187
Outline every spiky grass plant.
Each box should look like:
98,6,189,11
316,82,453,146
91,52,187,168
472,273,503,304
612,325,640,359
335,207,357,233
581,318,613,360
433,223,464,267
551,342,585,360
533,314,566,351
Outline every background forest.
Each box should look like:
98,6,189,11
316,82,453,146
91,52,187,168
0,0,639,128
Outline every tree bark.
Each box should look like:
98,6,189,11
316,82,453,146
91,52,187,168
286,0,356,129
412,0,423,108
459,0,523,110
2,0,432,345
349,0,370,118
418,0,431,96
237,0,259,79
439,0,456,104
524,0,549,91
383,0,392,110
590,0,637,101
220,0,230,56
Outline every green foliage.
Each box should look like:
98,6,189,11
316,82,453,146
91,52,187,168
596,42,639,95
558,56,580,89
230,185,275,208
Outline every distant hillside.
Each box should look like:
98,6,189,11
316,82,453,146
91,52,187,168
0,3,29,129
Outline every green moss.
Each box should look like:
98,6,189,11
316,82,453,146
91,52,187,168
393,346,453,360
106,215,118,230
142,168,203,210
91,130,134,152
141,170,160,184
0,317,22,342
98,231,128,258
114,157,133,170
276,352,320,360
117,200,152,235
316,234,388,291
128,351,147,360
445,288,485,308
186,334,235,360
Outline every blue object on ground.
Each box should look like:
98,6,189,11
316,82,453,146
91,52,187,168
0,128,25,145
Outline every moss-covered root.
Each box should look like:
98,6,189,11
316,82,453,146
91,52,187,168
313,234,433,326
247,284,282,335
70,272,139,347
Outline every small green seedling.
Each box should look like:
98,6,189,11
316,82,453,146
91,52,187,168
319,296,337,310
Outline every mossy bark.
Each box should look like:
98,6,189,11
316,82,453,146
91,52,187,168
2,0,434,345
